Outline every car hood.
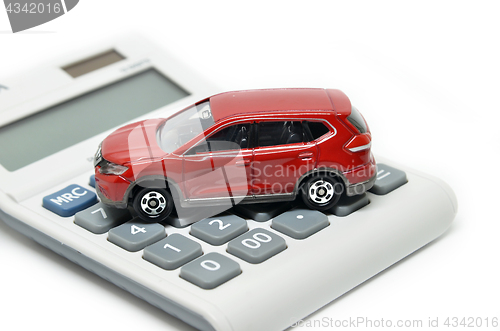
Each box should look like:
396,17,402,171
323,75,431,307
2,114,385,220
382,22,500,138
102,119,166,165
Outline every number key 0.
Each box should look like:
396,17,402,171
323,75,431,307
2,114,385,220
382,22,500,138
180,253,241,289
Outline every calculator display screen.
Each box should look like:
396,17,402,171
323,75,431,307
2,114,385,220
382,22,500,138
0,69,189,171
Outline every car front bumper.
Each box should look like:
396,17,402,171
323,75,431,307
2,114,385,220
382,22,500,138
94,171,131,209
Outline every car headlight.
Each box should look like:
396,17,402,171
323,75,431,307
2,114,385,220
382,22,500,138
98,159,129,175
94,142,102,167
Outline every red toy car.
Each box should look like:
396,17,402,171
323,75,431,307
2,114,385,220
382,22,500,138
94,88,376,222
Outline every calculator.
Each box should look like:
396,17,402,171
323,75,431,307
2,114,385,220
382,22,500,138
0,35,457,331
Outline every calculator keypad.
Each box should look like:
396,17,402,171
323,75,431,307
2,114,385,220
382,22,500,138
180,253,241,289
227,228,287,264
190,215,248,246
143,234,203,270
108,220,166,252
272,209,329,239
74,202,131,234
56,166,412,289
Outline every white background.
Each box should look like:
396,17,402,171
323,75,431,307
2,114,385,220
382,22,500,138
0,1,499,330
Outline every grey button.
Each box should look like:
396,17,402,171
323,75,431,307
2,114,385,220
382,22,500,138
143,234,203,270
190,215,248,246
74,202,131,234
232,202,294,222
180,253,241,289
108,220,166,252
227,228,286,264
331,193,369,217
167,205,230,228
369,163,408,195
272,209,329,239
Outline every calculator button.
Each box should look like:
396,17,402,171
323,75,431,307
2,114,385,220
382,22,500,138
272,209,329,239
180,252,241,289
190,215,248,246
143,234,202,270
89,175,96,188
167,206,232,228
227,228,286,264
42,184,98,217
369,164,408,195
108,220,166,252
330,193,369,217
74,202,131,234
232,202,293,222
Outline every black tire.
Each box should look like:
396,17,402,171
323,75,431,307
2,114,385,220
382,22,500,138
301,174,343,211
133,187,174,222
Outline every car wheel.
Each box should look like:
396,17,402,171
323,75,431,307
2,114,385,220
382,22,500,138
301,175,343,211
133,187,173,222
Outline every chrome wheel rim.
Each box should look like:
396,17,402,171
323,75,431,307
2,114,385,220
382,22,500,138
308,180,335,204
140,191,167,217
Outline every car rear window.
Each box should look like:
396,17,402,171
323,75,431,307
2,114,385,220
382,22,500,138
305,121,330,140
346,107,367,133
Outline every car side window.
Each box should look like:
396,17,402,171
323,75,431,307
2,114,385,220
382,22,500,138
258,121,304,147
208,123,251,152
186,123,251,155
304,121,330,140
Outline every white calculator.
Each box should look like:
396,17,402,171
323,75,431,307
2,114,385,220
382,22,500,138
0,35,457,331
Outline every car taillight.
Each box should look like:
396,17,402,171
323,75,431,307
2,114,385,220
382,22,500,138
344,133,371,153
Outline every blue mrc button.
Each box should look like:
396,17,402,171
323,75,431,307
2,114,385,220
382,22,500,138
43,184,98,217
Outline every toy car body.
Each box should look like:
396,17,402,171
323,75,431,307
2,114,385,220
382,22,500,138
94,88,376,222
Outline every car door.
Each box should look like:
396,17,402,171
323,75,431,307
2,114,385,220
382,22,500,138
182,140,220,201
209,123,254,204
182,122,253,204
252,120,317,197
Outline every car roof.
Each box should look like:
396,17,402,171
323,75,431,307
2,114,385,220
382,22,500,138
209,88,349,122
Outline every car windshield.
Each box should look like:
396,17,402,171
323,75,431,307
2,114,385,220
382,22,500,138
157,101,214,153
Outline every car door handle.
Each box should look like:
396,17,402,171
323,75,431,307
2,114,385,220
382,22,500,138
298,152,314,159
236,159,251,167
